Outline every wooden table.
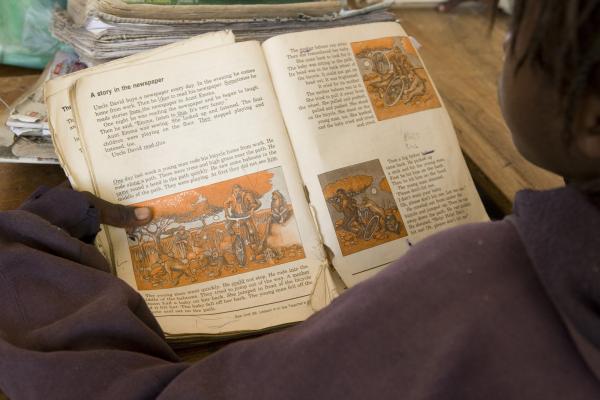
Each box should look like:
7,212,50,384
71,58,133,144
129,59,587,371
397,7,563,213
0,7,562,215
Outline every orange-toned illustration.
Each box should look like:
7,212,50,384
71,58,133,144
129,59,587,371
351,36,441,121
128,167,305,290
318,159,408,256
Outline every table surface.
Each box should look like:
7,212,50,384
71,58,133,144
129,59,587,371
398,7,563,213
0,7,563,215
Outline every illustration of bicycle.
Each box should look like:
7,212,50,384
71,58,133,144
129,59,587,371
383,76,406,107
226,213,270,267
225,214,251,267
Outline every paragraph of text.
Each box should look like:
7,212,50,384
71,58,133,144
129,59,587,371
286,43,375,131
91,69,263,158
143,264,312,316
113,138,278,201
386,152,472,233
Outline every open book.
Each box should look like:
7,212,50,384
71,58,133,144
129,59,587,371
45,22,488,344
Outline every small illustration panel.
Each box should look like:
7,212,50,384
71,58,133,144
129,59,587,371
128,167,305,290
351,36,441,121
318,159,408,256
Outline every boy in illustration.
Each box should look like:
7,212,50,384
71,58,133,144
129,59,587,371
402,70,427,105
387,45,413,79
329,188,363,234
224,184,260,240
224,184,264,262
384,210,402,234
0,1,599,398
365,51,393,100
363,50,404,106
387,46,427,106
172,226,191,260
363,45,425,107
270,190,289,224
359,195,387,239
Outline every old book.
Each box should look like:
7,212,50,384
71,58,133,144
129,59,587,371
46,22,488,344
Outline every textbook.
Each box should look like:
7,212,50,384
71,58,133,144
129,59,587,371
45,23,488,343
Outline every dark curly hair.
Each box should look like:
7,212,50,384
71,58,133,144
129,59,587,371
498,0,600,135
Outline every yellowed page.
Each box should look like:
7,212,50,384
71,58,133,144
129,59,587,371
45,31,234,271
70,41,333,336
45,30,234,191
263,22,489,286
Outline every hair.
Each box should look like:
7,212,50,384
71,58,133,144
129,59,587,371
499,0,600,135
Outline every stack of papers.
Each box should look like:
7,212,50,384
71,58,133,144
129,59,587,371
6,88,50,139
0,51,86,163
67,0,345,25
53,0,397,65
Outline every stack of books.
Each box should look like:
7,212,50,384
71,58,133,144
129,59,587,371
53,0,397,65
0,50,85,163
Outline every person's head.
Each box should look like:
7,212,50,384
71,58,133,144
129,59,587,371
498,0,600,183
232,184,241,195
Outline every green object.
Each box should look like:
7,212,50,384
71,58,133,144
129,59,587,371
0,0,67,69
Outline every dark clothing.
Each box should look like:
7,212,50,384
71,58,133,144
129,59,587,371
1,185,599,399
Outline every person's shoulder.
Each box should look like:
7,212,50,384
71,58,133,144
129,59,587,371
341,219,550,352
408,219,524,268
371,219,532,298
351,219,546,337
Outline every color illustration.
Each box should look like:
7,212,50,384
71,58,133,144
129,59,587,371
128,167,304,290
318,159,407,256
351,36,441,121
